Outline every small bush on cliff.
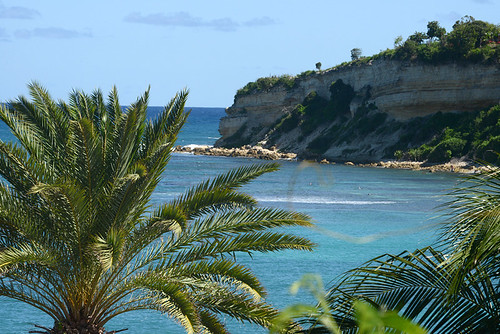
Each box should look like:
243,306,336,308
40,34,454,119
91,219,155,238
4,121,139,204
427,137,467,162
299,92,332,135
272,91,333,138
329,80,355,115
236,75,296,97
274,109,302,133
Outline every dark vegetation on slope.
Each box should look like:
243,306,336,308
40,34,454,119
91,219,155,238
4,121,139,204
236,16,500,97
391,105,500,164
265,84,500,164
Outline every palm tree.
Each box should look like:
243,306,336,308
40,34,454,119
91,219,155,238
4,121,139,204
0,83,315,334
301,165,500,333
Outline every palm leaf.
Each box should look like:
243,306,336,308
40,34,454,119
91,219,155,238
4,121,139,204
0,83,314,333
306,247,499,333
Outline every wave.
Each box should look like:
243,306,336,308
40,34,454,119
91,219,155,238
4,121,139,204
182,144,213,149
256,196,396,205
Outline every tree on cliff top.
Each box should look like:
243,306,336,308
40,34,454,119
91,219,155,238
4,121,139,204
0,83,314,333
426,20,446,41
350,48,362,60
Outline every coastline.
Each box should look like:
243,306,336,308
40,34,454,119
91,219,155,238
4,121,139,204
174,145,486,174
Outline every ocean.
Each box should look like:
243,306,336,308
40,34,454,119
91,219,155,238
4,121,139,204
0,107,460,333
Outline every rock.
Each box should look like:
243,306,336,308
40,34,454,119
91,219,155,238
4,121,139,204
216,59,500,161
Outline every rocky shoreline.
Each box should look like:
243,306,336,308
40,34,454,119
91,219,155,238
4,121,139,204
174,145,486,174
174,145,297,160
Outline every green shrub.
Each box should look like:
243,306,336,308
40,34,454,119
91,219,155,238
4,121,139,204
298,92,331,135
274,113,300,133
475,135,500,164
298,70,315,78
236,75,297,97
329,80,355,114
357,112,388,135
427,137,467,162
307,135,333,154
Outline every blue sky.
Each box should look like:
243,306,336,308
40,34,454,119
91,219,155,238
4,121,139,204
0,0,498,107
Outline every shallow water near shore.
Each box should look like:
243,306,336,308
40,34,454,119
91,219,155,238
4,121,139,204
0,107,461,333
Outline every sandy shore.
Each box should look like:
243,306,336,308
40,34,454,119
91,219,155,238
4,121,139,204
174,145,486,174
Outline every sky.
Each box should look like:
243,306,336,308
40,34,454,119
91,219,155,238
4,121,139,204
0,0,499,107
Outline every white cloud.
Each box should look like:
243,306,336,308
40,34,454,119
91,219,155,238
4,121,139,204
0,3,40,19
125,11,276,32
243,16,276,27
14,27,92,39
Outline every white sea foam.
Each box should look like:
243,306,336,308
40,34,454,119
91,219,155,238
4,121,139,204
183,144,213,149
255,196,396,205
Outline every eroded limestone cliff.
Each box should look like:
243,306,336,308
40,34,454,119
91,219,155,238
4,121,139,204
216,59,500,162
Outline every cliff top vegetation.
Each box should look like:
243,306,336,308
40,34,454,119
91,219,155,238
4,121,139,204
235,16,500,97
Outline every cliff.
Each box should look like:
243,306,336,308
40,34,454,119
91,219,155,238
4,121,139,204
216,59,500,163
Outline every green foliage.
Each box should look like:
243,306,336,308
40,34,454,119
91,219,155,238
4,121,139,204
299,92,331,136
354,300,427,334
298,165,500,332
356,111,387,135
234,17,498,104
427,21,446,40
447,16,498,55
387,105,500,163
329,79,355,115
441,165,500,295
0,83,315,333
270,274,340,334
236,75,296,97
350,48,362,61
394,35,403,47
297,70,316,78
377,16,500,64
272,91,334,140
307,134,334,155
271,274,427,334
408,31,427,44
274,112,301,134
427,137,467,162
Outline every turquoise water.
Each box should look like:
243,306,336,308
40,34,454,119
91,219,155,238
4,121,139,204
0,107,460,333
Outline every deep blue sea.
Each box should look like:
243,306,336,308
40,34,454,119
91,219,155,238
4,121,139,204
0,107,460,333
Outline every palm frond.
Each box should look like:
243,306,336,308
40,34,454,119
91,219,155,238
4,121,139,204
0,84,314,333
198,309,229,334
307,247,499,333
192,284,278,328
0,243,57,272
440,165,500,294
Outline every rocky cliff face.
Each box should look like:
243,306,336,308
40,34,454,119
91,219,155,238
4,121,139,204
216,59,500,162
